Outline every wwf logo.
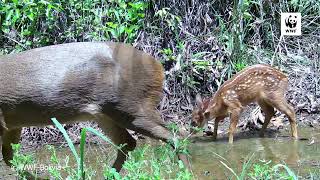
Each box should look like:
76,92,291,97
281,13,301,36
285,15,298,28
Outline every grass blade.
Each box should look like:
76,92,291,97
219,160,240,180
51,118,79,164
239,153,255,180
273,164,298,180
51,118,81,179
80,128,87,179
85,127,121,151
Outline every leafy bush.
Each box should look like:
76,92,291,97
104,0,148,42
0,0,62,51
0,0,148,52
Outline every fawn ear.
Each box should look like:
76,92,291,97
195,94,202,107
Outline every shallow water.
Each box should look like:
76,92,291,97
1,127,319,179
190,127,320,179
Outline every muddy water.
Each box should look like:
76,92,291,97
190,127,320,179
1,128,319,179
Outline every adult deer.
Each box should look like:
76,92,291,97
0,42,190,172
191,64,298,143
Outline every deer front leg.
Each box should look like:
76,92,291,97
212,116,224,140
224,100,242,144
131,109,192,171
97,116,136,172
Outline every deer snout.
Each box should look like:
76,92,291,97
189,120,201,135
190,121,197,127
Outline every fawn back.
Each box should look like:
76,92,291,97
192,64,298,143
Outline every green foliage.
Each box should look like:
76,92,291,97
192,60,212,71
10,119,192,179
161,48,175,61
51,117,119,179
215,152,255,180
249,160,298,180
104,144,192,180
155,7,181,32
11,137,302,180
0,0,148,52
249,160,273,179
0,0,62,51
46,145,63,179
105,0,148,42
166,122,190,155
10,144,36,179
214,152,299,180
233,61,247,72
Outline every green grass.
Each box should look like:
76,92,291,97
10,118,304,180
10,118,192,179
215,153,299,180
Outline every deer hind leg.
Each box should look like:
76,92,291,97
258,100,275,137
271,99,297,139
2,128,22,166
97,117,136,172
264,90,298,139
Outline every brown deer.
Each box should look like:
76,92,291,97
0,42,190,172
191,64,298,143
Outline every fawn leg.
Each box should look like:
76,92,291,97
258,100,275,137
2,128,22,165
270,98,298,139
228,109,241,144
98,117,136,172
224,100,242,144
266,80,298,139
212,116,224,140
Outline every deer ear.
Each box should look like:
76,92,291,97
195,94,202,107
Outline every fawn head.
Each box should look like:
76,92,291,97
191,93,223,130
191,94,211,129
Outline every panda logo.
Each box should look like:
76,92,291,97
285,15,297,28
